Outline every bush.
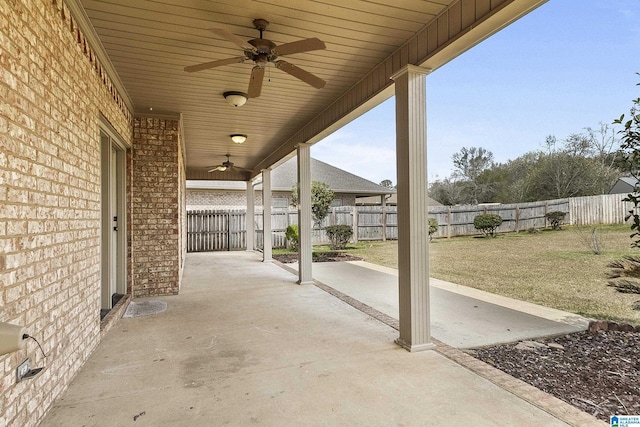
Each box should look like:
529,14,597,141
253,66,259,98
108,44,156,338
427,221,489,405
473,214,503,237
285,225,299,251
545,211,567,230
574,226,607,255
428,218,438,241
607,256,640,309
325,225,353,250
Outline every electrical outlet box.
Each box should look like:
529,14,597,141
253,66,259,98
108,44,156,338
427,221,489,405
17,358,30,382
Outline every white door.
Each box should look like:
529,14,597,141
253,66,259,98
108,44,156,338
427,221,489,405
109,146,118,305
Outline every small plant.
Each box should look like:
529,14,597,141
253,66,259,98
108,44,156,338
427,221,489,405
607,256,640,309
473,214,503,237
574,226,607,255
428,218,438,241
545,211,567,230
285,224,299,251
325,225,353,250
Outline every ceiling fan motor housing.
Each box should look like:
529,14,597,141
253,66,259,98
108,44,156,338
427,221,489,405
185,17,326,97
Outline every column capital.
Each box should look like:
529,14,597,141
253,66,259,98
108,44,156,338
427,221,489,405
295,142,312,149
390,64,432,81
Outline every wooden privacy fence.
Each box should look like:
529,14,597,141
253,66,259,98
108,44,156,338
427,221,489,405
429,194,632,238
253,206,398,250
187,193,633,251
187,210,246,251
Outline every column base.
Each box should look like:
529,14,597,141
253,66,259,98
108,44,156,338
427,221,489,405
395,337,436,352
297,280,314,285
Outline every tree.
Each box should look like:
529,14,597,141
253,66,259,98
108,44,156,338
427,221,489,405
607,75,640,304
584,123,622,194
526,135,602,200
486,152,540,203
291,180,335,227
451,146,495,204
428,177,466,205
614,75,640,248
379,179,394,189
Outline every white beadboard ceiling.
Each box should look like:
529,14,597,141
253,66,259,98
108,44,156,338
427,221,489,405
77,0,546,180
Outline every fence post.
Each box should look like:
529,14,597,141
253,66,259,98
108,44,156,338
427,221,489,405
352,206,359,243
226,212,231,251
515,205,520,233
544,202,549,229
447,207,451,239
382,205,387,242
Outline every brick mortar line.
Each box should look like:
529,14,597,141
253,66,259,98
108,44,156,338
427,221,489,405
272,261,606,427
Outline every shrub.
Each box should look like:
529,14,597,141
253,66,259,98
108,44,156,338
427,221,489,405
545,211,567,230
285,225,299,251
574,226,607,255
325,225,353,250
428,218,438,241
473,214,503,237
607,256,640,309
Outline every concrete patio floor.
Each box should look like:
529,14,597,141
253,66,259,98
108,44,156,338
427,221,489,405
40,252,604,426
304,261,589,348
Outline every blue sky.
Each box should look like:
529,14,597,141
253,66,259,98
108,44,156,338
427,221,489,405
311,0,640,185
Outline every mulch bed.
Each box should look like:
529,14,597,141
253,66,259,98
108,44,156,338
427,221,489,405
273,252,362,263
472,330,640,422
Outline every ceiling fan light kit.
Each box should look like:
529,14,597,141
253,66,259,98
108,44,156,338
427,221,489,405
230,134,247,144
223,91,248,107
207,154,251,173
185,19,327,98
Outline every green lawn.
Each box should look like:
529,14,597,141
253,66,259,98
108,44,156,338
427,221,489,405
341,225,640,324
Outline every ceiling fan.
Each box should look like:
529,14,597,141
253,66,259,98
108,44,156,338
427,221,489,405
185,19,326,98
208,154,251,173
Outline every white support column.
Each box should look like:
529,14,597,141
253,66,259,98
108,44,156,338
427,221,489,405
391,65,435,352
246,180,255,251
297,144,313,284
262,169,272,263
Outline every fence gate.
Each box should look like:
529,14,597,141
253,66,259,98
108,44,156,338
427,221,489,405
187,210,246,252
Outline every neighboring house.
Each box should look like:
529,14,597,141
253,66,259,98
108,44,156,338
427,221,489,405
610,177,638,194
356,193,442,207
187,157,395,210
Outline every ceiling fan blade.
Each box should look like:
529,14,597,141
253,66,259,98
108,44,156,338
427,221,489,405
208,165,228,172
184,56,245,73
209,28,256,51
247,66,265,98
275,61,326,89
273,38,326,56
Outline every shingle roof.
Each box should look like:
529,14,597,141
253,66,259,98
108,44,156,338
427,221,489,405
619,177,638,186
187,157,395,196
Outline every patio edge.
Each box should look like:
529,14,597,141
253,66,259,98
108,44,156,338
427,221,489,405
272,260,606,427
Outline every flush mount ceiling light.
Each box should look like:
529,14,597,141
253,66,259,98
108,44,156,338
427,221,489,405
230,134,247,144
223,91,248,107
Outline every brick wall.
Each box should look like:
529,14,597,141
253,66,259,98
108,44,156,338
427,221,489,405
131,118,182,297
0,1,132,426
